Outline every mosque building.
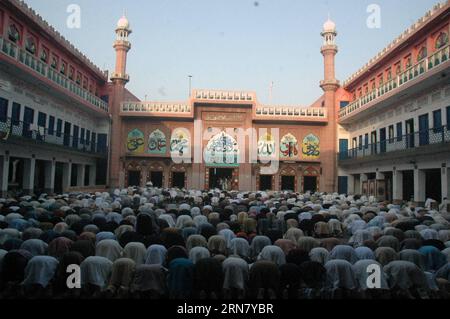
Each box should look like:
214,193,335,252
0,0,449,205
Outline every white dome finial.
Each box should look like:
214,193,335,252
323,14,336,32
117,12,130,30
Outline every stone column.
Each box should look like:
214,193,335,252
440,166,448,201
44,159,56,194
77,164,86,187
0,155,9,197
393,170,403,202
414,169,426,204
89,164,97,187
62,162,72,192
347,174,355,195
360,173,368,194
23,157,36,195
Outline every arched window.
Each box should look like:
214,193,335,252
8,24,20,43
396,65,402,75
25,36,36,54
405,56,412,69
417,47,427,61
435,32,449,49
204,131,239,165
40,48,48,62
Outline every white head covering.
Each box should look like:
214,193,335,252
81,256,113,288
22,256,59,287
189,247,211,264
222,257,249,290
95,239,123,262
123,242,147,266
257,245,286,266
325,259,358,289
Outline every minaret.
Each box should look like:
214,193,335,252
320,17,340,193
111,15,132,83
109,15,132,189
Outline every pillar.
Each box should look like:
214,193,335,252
62,162,72,192
354,174,361,194
0,155,9,197
360,173,368,195
44,159,56,194
89,164,97,187
77,164,86,187
414,169,426,204
440,166,448,201
393,170,403,202
347,174,355,195
23,157,36,195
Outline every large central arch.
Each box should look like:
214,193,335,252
204,131,240,166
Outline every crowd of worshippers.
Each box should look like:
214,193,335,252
1,187,450,300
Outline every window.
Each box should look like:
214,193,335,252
51,55,58,69
40,46,48,63
388,125,394,143
386,68,392,81
8,23,20,43
395,63,402,75
12,102,20,125
417,46,427,61
446,106,450,130
340,101,349,109
86,129,91,144
0,97,8,122
433,110,442,133
76,72,82,85
25,36,36,55
396,122,403,141
405,56,412,69
91,132,97,151
352,137,357,149
37,112,46,129
48,116,55,135
358,135,363,150
56,119,62,137
69,66,75,80
436,32,449,49
73,125,79,147
364,133,369,149
61,61,67,75
80,128,85,144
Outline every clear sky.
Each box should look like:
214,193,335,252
24,0,440,105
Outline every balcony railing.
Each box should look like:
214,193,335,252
0,117,107,156
339,43,450,119
255,106,327,119
121,102,191,114
193,89,256,102
339,126,450,161
0,36,109,113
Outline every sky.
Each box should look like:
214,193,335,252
23,0,440,105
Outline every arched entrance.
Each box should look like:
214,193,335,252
280,166,297,192
148,162,165,187
126,161,142,187
170,164,187,189
303,166,320,193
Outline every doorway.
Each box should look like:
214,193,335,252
281,176,295,191
303,176,317,193
425,169,442,202
259,175,273,191
172,172,185,188
128,170,141,187
402,170,414,201
405,119,414,148
209,168,233,190
150,171,163,187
